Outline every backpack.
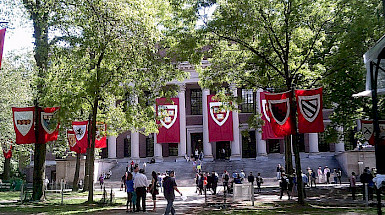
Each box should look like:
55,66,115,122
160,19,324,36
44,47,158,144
224,174,229,181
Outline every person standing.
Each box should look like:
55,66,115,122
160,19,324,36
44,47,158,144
99,174,104,190
333,168,338,184
279,173,290,200
194,148,199,160
301,172,308,198
276,164,281,180
337,168,342,185
310,169,317,188
349,172,357,200
239,170,246,182
133,169,148,212
324,166,331,184
256,173,263,193
149,171,159,212
163,171,182,215
317,166,323,183
126,172,135,212
222,171,230,193
121,172,127,191
211,171,218,195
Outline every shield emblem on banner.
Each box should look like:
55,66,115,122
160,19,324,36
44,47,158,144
262,99,271,122
362,123,373,141
73,125,86,141
67,132,77,147
158,105,178,129
298,94,321,122
96,123,106,140
41,110,59,134
268,98,290,126
14,111,33,136
210,102,230,126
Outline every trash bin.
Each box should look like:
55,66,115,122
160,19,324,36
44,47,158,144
233,183,252,201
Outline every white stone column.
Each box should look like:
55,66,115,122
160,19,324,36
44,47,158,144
335,127,345,153
154,133,163,162
130,95,140,160
177,84,187,162
309,133,319,153
230,84,241,161
256,89,267,160
107,136,117,158
202,88,213,161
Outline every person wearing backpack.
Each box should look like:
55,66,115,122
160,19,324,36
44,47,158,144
256,173,263,193
211,171,218,195
279,173,290,200
222,171,230,193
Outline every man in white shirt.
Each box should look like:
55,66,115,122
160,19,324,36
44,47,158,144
134,169,148,212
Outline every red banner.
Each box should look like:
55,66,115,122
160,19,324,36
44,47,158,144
265,92,294,137
360,120,385,146
260,91,283,140
72,121,88,151
295,88,324,133
39,107,60,143
156,98,180,144
207,95,233,142
2,144,12,159
67,130,85,153
95,122,107,148
0,28,6,69
12,107,36,144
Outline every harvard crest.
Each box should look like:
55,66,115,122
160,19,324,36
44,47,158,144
298,94,321,123
14,111,34,136
158,105,178,129
209,102,230,126
268,98,290,126
41,110,59,134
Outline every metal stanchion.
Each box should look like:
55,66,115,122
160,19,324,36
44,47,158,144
61,180,64,205
251,182,255,206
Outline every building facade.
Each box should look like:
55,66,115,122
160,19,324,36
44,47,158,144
104,61,343,161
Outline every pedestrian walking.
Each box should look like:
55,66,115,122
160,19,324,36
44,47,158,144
239,170,246,182
324,166,331,184
211,171,218,195
349,172,357,200
121,172,127,191
276,164,281,180
279,173,290,200
333,168,338,184
337,168,342,185
310,169,317,188
133,169,148,212
163,171,182,215
301,172,308,198
99,174,104,190
256,173,263,193
248,172,255,184
149,171,159,212
126,172,135,212
222,170,230,193
317,166,323,183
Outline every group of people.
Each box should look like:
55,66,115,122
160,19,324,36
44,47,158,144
221,170,263,194
98,169,112,189
349,167,376,200
195,171,218,195
121,163,183,214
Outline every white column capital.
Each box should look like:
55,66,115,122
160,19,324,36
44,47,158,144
178,83,186,92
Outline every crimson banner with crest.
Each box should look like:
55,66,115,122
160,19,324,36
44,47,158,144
72,121,89,151
260,91,283,140
295,88,324,133
39,107,60,143
12,107,36,144
156,98,180,144
360,120,385,146
95,122,107,148
265,92,294,137
0,28,6,69
2,143,12,159
67,129,85,153
207,95,233,142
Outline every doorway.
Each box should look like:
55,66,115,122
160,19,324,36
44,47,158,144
216,141,230,160
191,133,203,157
242,131,256,158
268,139,280,153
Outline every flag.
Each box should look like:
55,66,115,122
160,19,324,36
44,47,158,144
207,95,233,142
12,107,36,144
2,143,12,159
259,91,283,140
156,98,180,144
265,91,294,137
39,107,60,143
360,120,385,146
0,28,6,69
95,122,107,148
67,129,85,153
72,121,88,151
295,88,324,133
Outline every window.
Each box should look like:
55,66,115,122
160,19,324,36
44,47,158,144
241,89,254,113
169,143,178,156
191,89,202,115
146,137,154,157
124,137,131,157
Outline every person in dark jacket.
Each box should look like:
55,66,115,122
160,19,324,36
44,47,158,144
279,173,290,200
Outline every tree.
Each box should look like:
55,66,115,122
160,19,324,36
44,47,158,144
42,0,186,202
168,0,344,204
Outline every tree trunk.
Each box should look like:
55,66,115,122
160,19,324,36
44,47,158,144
87,97,99,203
32,143,46,201
83,147,90,191
72,153,81,191
3,157,10,181
284,136,293,175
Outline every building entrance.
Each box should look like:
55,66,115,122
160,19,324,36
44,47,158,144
216,141,230,160
191,133,203,157
268,139,281,153
242,131,256,158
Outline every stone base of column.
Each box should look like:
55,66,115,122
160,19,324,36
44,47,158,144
230,155,242,161
130,157,141,163
203,155,214,162
175,156,187,162
155,157,164,163
334,142,345,154
307,153,321,158
256,155,268,161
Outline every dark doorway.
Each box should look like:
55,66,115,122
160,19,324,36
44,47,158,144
216,141,231,160
268,139,280,153
146,137,154,157
169,143,178,156
242,131,256,158
297,133,305,152
101,138,108,158
191,133,203,157
124,137,131,157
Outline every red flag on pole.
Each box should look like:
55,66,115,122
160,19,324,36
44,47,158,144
295,88,324,133
0,28,6,69
265,91,295,137
156,98,180,144
2,144,12,159
72,121,88,151
260,91,283,140
67,129,85,153
39,107,60,143
207,95,233,142
12,107,36,144
95,122,107,148
360,120,385,146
